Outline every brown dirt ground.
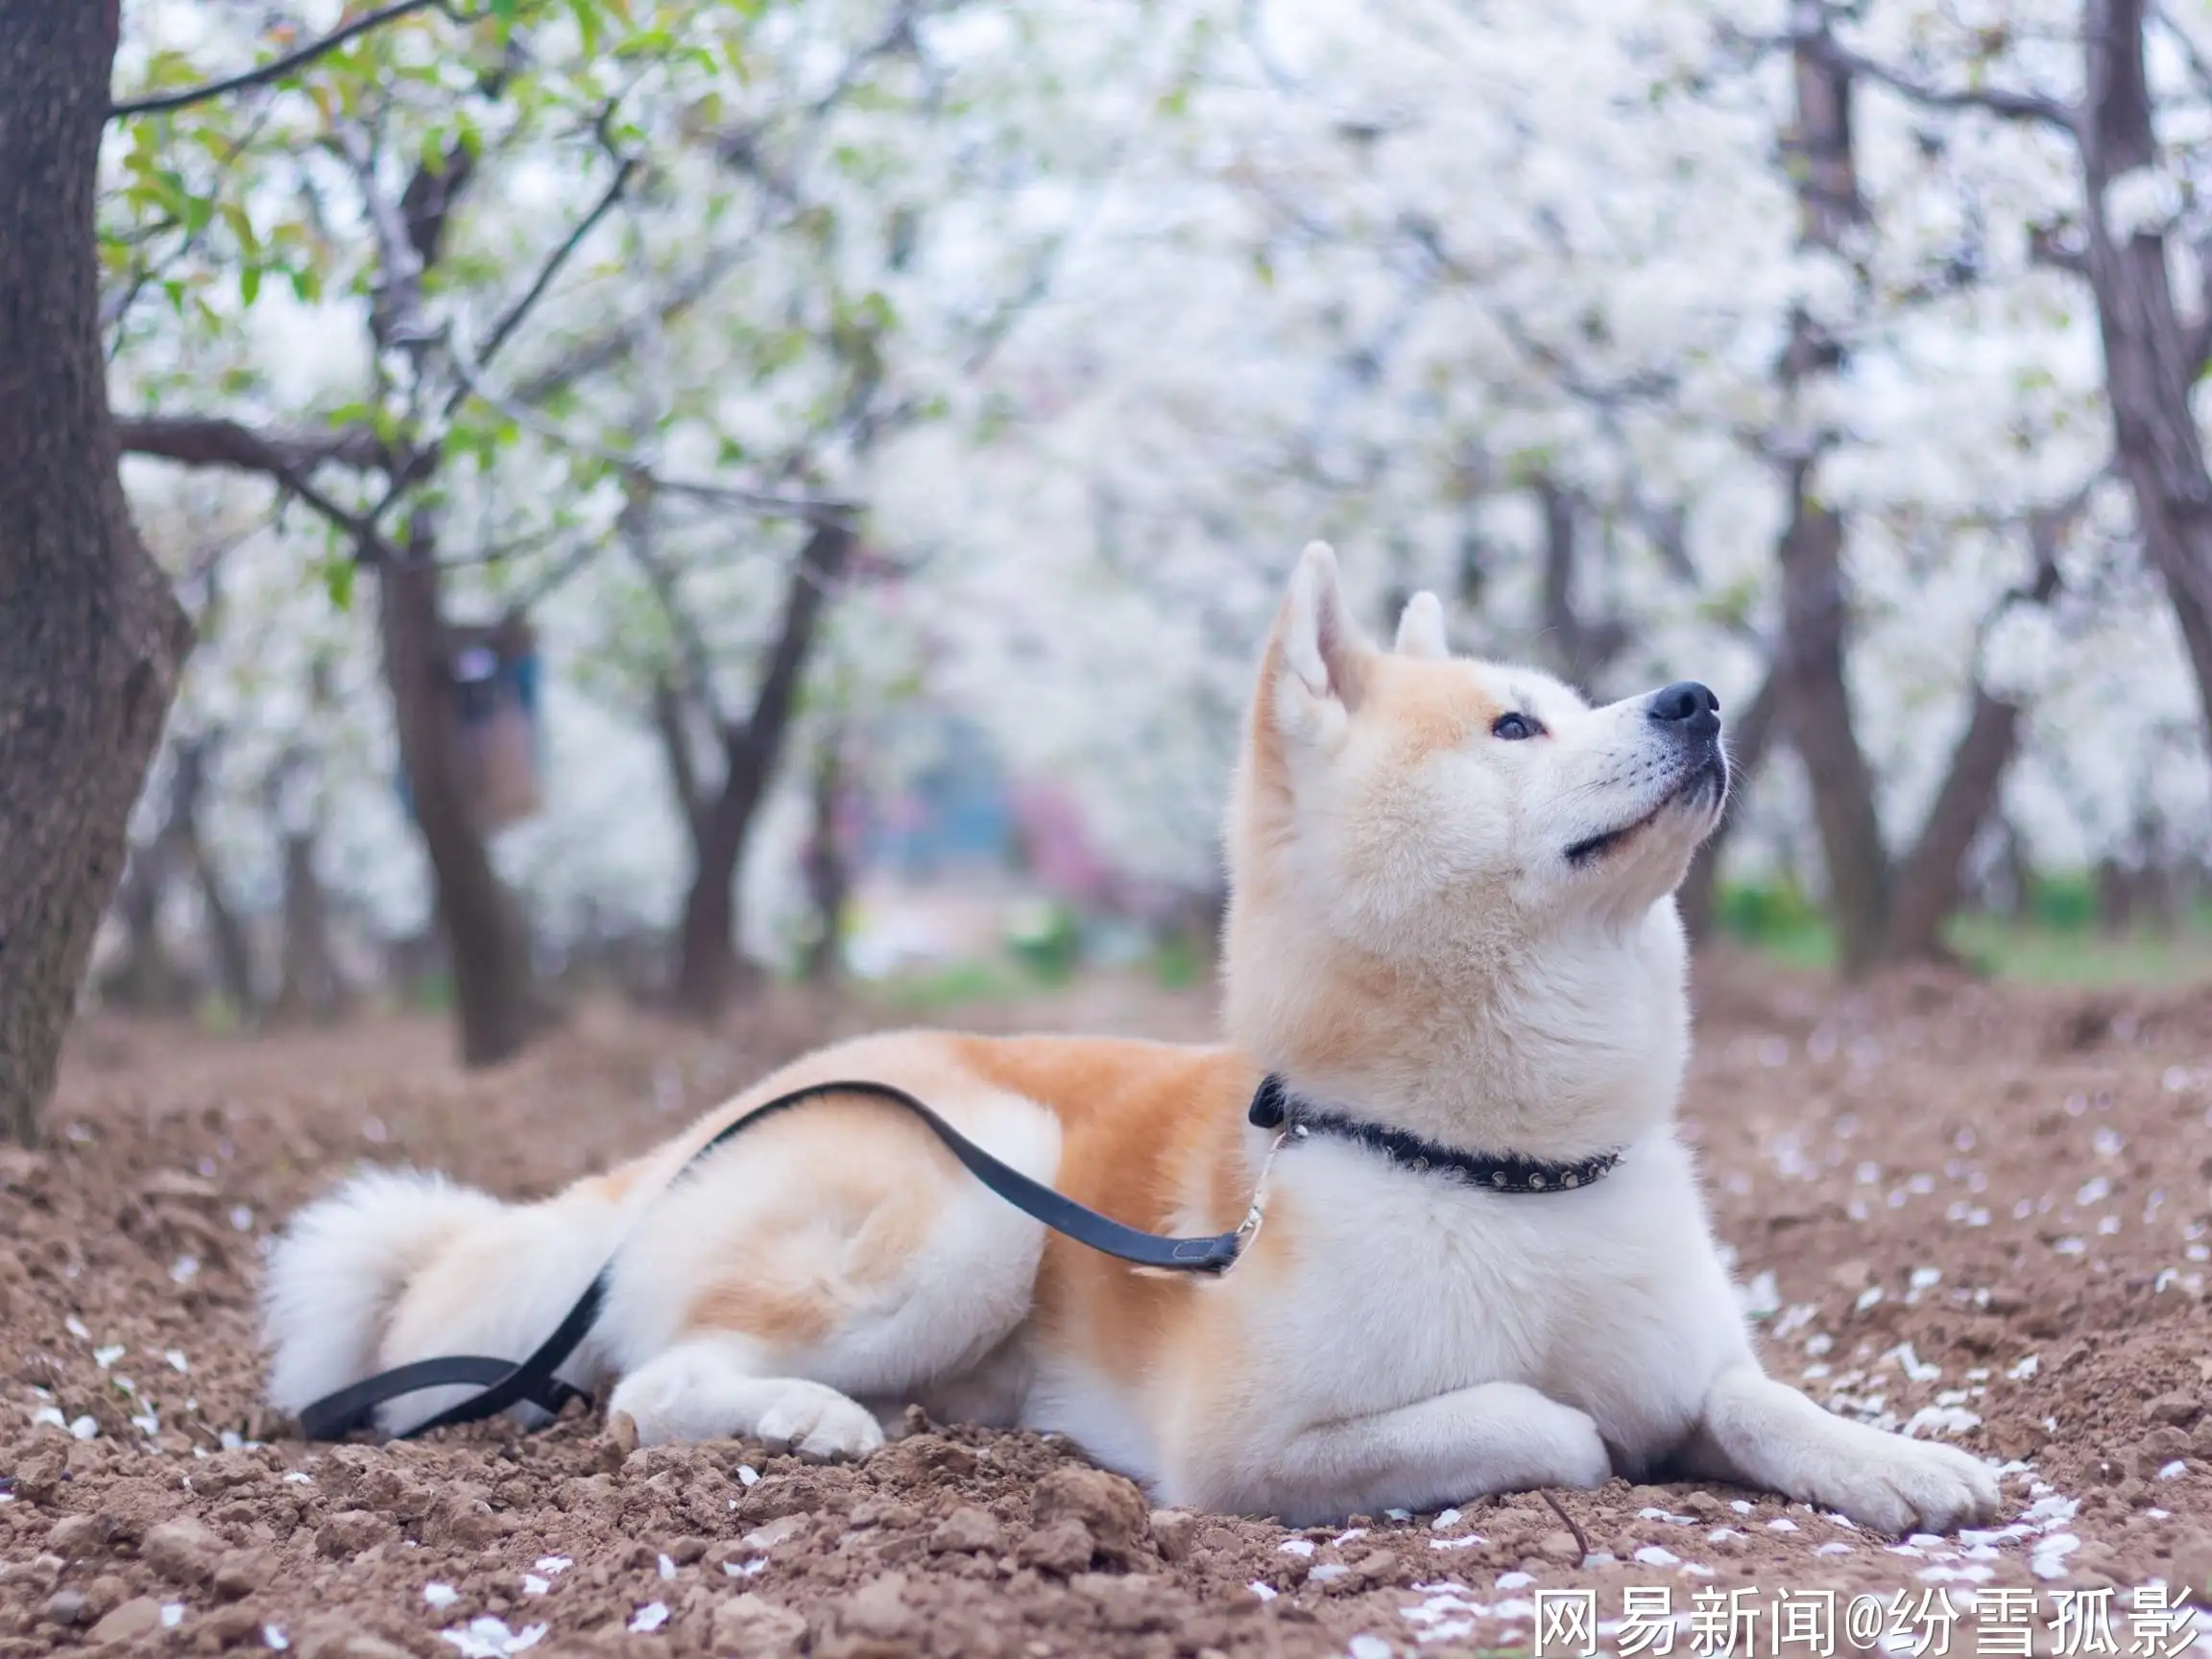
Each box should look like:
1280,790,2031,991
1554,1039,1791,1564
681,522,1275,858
6,957,2212,1658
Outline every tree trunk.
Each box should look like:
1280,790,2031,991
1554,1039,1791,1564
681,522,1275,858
142,733,259,1019
1775,459,1891,977
1680,671,1783,943
0,3,194,1142
101,740,207,1014
266,733,349,1025
2095,858,2137,937
2080,0,2212,747
1877,688,2021,965
102,843,187,1014
673,520,855,1019
1879,526,2066,965
675,851,752,1016
378,535,543,1064
1994,823,2035,917
1535,476,1627,693
1769,24,1891,979
801,733,851,986
181,811,257,1019
275,830,349,1025
2136,856,2182,936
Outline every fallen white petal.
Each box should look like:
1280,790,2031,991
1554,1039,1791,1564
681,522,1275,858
438,1618,547,1657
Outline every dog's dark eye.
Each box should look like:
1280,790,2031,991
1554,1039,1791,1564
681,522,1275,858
1492,712,1540,741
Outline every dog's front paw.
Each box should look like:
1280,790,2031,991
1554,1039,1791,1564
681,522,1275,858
1816,1434,2000,1535
606,1347,885,1460
753,1381,886,1462
1485,1391,1612,1494
1543,1402,1615,1492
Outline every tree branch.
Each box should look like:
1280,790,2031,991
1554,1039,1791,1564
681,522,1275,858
621,488,723,731
1879,492,2085,963
109,1,442,120
506,240,755,407
115,415,385,474
2156,1,2212,105
497,10,916,417
333,122,432,352
1491,303,1680,409
1535,477,1628,687
474,150,639,379
2186,230,2212,377
652,676,708,837
717,521,856,806
2029,221,2090,276
500,4,948,420
445,330,859,525
508,536,609,611
1795,31,2078,134
116,417,389,556
175,511,277,594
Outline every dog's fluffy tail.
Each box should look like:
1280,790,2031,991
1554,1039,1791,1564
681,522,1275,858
262,1166,617,1434
262,1167,508,1426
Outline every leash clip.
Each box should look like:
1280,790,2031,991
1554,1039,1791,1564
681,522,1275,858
1225,1127,1294,1268
1128,1125,1291,1283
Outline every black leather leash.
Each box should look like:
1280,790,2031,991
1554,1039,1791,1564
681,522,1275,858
299,1077,1254,1441
299,1072,1627,1441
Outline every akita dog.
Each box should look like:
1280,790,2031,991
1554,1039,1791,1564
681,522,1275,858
264,542,1999,1533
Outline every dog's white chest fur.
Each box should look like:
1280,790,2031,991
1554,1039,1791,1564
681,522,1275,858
1022,1129,1746,1506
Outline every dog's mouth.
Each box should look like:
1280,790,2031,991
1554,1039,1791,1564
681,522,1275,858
1563,754,1727,868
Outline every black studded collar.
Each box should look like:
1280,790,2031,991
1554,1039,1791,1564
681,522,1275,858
1246,1074,1622,1194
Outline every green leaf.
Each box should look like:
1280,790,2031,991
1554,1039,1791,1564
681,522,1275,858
318,553,357,612
221,199,260,255
239,264,262,306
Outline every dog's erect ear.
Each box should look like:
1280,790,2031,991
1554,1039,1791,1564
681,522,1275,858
1393,591,1449,660
1271,541,1371,731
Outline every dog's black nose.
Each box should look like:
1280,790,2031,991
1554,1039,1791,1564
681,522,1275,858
1648,681,1720,738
